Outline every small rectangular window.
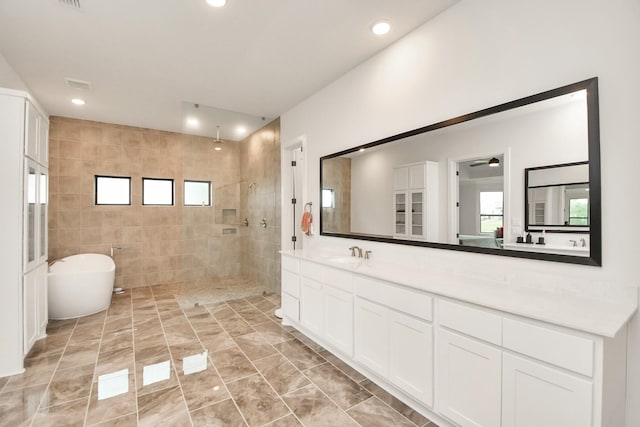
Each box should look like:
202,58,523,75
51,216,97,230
479,191,503,233
95,175,131,205
322,189,335,208
143,178,174,206
184,180,212,206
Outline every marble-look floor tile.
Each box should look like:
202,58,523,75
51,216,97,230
226,299,253,311
25,334,70,360
235,308,271,326
208,304,237,321
100,331,133,352
135,354,178,397
135,342,170,361
68,324,104,345
318,349,367,383
137,385,191,427
169,342,207,368
76,311,108,326
304,362,371,410
103,316,134,334
177,357,229,411
33,396,89,427
182,304,209,318
197,326,235,351
59,341,100,370
252,320,293,345
216,316,255,337
273,339,325,371
289,331,325,353
190,398,246,427
210,347,256,382
47,363,95,406
3,354,61,392
95,347,134,377
133,317,163,337
0,384,48,427
360,379,432,426
282,383,358,426
251,298,278,314
226,374,290,427
234,332,277,361
164,324,198,346
187,313,219,331
89,412,138,426
253,354,310,395
347,396,417,427
134,332,166,350
86,372,136,426
263,414,302,426
46,318,78,336
0,376,8,393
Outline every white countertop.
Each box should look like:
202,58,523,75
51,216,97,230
502,242,589,257
281,249,637,338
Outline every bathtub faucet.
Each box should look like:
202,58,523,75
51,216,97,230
110,245,125,257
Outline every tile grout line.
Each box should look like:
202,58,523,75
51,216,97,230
82,308,111,426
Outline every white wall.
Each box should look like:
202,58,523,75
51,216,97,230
280,0,640,424
0,52,30,92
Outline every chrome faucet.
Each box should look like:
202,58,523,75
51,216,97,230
364,250,372,260
580,238,587,247
349,246,363,258
569,240,577,247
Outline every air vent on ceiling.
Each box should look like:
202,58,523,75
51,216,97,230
59,0,81,8
65,77,92,91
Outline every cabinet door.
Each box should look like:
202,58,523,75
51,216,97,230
36,263,48,339
300,277,323,336
324,285,353,357
436,328,501,427
502,353,592,427
408,163,426,189
24,158,39,272
354,298,389,378
282,292,299,323
409,190,425,239
393,191,407,237
389,310,433,406
24,100,39,160
393,167,408,190
23,269,38,355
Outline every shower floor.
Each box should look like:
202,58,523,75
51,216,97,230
166,275,270,308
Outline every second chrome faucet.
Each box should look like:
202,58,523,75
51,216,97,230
349,246,372,260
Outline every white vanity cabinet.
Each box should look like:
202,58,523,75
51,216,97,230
280,251,632,427
0,89,49,376
393,161,439,241
354,275,434,407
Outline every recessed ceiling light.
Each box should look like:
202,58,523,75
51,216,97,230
71,98,85,105
187,117,199,127
214,146,222,151
236,126,247,134
359,148,365,152
371,21,391,36
206,0,226,7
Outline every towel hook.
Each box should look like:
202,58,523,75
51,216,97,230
304,202,312,213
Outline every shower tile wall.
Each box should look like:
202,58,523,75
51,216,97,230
240,118,281,293
48,117,278,290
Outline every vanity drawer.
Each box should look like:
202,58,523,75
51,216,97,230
300,261,353,292
503,318,594,377
282,255,300,274
282,269,300,298
354,276,432,321
438,300,502,346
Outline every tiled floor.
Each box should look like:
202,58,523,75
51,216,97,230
0,284,438,427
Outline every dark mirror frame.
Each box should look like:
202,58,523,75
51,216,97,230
524,161,590,232
320,77,601,266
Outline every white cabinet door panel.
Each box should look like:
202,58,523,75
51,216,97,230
282,292,299,322
502,353,593,427
300,277,323,336
23,269,38,355
37,263,48,338
324,285,353,357
389,310,433,406
354,298,389,378
436,328,501,427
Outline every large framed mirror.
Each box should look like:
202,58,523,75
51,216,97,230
320,78,601,266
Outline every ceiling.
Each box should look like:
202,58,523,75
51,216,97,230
0,0,457,140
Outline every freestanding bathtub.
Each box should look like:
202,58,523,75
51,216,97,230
48,253,115,320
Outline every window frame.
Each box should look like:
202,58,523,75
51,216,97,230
95,175,132,206
479,190,504,234
183,180,212,207
142,177,175,206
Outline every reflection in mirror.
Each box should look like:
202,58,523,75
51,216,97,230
320,78,601,265
526,162,589,231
